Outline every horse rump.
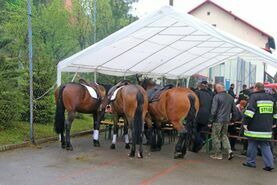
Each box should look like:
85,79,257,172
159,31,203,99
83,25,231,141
54,85,66,134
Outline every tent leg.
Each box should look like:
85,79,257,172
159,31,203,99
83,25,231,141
186,77,191,88
176,79,179,87
263,62,266,82
57,67,62,86
71,72,78,82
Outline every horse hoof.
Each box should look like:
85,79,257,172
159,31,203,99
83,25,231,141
61,143,66,149
174,152,184,159
93,140,100,147
150,147,159,152
110,144,115,149
125,143,130,149
66,145,73,151
138,152,143,159
129,151,135,158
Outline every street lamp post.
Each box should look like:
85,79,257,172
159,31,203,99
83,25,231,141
27,0,34,144
93,0,97,44
93,0,97,82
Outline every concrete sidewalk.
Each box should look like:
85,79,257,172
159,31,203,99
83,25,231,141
0,135,275,185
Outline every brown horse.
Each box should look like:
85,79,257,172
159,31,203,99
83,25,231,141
54,79,107,150
139,78,199,159
101,80,148,158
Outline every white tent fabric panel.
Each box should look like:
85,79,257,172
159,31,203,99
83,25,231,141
57,6,277,85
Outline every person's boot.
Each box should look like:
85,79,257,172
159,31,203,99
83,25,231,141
263,167,274,171
228,151,234,160
242,163,256,168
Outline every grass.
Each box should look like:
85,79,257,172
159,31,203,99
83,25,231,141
0,115,93,146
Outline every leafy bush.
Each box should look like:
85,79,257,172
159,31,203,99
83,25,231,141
0,56,22,128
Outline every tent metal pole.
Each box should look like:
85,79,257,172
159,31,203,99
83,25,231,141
57,68,62,86
263,62,266,82
176,79,179,87
71,72,78,82
186,77,191,88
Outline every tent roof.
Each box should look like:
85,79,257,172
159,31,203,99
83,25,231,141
58,6,277,80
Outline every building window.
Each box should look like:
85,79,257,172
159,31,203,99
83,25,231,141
207,11,210,16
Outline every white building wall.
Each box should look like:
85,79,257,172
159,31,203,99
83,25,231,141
190,3,267,86
190,3,268,48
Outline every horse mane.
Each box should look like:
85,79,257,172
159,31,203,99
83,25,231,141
105,80,132,98
141,78,156,90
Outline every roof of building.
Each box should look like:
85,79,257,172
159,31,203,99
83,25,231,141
188,0,273,39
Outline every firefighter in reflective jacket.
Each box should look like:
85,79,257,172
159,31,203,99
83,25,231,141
242,82,276,171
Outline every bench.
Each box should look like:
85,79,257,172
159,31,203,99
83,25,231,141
101,119,124,140
201,130,277,153
161,124,176,144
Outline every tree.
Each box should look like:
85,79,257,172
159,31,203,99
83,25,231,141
109,0,137,32
0,0,137,125
0,56,22,128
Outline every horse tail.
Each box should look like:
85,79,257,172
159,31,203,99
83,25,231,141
187,94,196,122
186,94,198,152
54,85,66,134
134,90,144,145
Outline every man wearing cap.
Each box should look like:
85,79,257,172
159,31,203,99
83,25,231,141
228,83,236,98
242,82,276,171
193,81,213,152
237,84,250,104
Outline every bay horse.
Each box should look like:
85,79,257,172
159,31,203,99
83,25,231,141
101,80,148,158
139,78,199,159
54,79,107,150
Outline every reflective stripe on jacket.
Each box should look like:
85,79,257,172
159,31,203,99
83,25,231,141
243,90,276,140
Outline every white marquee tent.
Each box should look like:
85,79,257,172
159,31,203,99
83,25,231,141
57,5,277,85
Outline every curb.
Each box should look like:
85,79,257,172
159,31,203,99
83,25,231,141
0,129,101,152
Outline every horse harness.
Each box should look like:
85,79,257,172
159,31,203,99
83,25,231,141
147,84,174,103
107,80,131,102
79,79,102,101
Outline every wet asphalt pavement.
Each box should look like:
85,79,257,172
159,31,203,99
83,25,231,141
0,135,276,185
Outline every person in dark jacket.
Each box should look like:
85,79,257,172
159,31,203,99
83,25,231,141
193,82,213,152
237,84,250,104
228,83,236,98
209,83,237,160
242,82,276,171
207,83,216,97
